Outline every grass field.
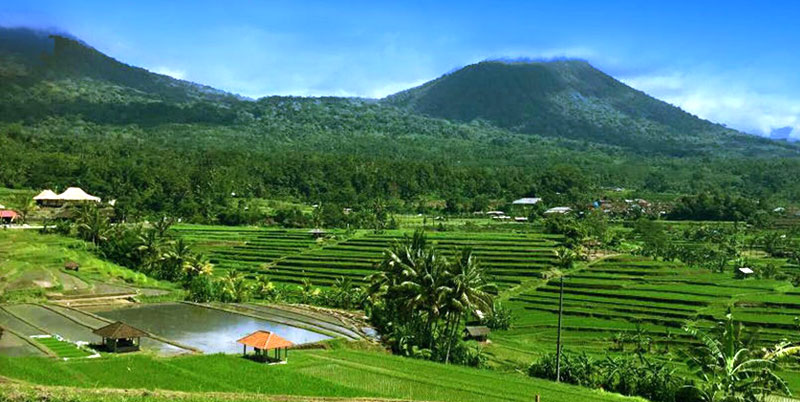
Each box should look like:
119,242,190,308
0,230,176,302
0,346,641,402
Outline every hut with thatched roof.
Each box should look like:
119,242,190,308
463,325,490,341
93,321,148,353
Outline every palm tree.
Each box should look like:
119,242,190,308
152,216,176,238
136,229,164,275
12,193,35,224
684,312,800,401
161,238,192,281
332,276,355,309
220,270,251,303
367,230,446,353
75,204,110,246
443,247,496,363
552,246,577,382
554,246,577,270
184,254,214,279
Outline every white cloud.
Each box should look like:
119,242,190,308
151,66,186,80
622,71,800,138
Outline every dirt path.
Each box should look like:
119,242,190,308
498,253,619,303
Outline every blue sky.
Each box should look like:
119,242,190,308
1,0,799,137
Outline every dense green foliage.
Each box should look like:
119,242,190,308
366,231,495,366
528,351,688,402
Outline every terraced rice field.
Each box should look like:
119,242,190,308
174,225,562,291
172,226,320,273
494,254,797,367
31,336,92,359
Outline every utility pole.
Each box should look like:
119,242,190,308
555,274,564,383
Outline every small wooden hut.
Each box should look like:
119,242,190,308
308,229,327,239
0,210,18,224
92,321,148,353
464,325,490,342
237,330,294,363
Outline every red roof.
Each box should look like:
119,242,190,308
237,330,294,350
0,210,18,219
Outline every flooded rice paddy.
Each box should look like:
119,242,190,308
94,302,330,354
0,302,330,356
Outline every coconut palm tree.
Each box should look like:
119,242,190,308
152,216,176,238
11,193,35,224
184,254,213,279
554,246,577,270
332,276,355,309
161,238,192,281
220,270,251,303
136,229,164,275
75,204,110,246
684,312,800,401
443,247,495,363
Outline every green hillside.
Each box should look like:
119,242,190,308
384,60,797,156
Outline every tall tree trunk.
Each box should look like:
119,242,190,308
445,311,462,364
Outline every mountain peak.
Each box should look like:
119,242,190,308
382,59,769,155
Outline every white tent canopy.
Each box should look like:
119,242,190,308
33,189,60,200
57,187,101,202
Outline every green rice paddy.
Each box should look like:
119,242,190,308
32,336,92,359
0,347,640,402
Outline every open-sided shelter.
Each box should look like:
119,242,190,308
93,321,148,353
237,330,294,362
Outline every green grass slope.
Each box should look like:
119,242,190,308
0,230,174,302
0,348,641,402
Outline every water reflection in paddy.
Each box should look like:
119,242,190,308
96,302,330,354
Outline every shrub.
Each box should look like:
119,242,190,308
482,302,513,330
528,351,688,402
186,275,215,302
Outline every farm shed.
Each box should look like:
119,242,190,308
238,330,294,362
93,321,148,353
464,326,490,341
0,210,18,224
544,207,572,215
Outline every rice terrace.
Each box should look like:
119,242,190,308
4,2,800,401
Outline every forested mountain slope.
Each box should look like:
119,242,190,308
384,60,794,156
